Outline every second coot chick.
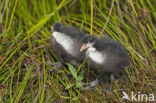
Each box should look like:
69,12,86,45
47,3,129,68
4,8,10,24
80,35,130,90
51,23,86,68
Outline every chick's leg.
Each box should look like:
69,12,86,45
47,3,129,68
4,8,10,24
81,72,104,89
109,74,114,91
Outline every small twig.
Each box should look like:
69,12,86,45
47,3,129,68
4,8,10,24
99,0,115,37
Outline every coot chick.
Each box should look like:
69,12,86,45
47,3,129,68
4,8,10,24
80,35,130,90
51,23,86,68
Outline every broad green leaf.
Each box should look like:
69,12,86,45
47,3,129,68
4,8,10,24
77,58,86,73
75,80,83,88
67,63,77,79
77,69,85,81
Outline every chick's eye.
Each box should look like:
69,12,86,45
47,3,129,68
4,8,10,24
82,38,87,43
89,37,94,42
83,41,87,43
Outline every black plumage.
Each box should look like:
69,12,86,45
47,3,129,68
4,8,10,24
51,23,86,67
80,35,130,90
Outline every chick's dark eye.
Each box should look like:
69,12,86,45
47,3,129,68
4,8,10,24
82,40,87,43
88,37,94,42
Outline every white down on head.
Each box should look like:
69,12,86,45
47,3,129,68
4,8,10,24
86,47,106,64
52,31,78,56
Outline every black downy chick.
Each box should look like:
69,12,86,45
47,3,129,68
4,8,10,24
80,35,130,90
51,23,86,68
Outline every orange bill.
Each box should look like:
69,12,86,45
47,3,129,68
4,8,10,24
80,44,87,52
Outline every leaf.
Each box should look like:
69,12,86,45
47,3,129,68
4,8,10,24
77,64,82,73
77,58,86,73
75,80,83,88
65,84,74,90
77,69,85,81
67,63,77,79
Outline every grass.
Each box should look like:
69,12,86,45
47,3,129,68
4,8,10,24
0,0,155,102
